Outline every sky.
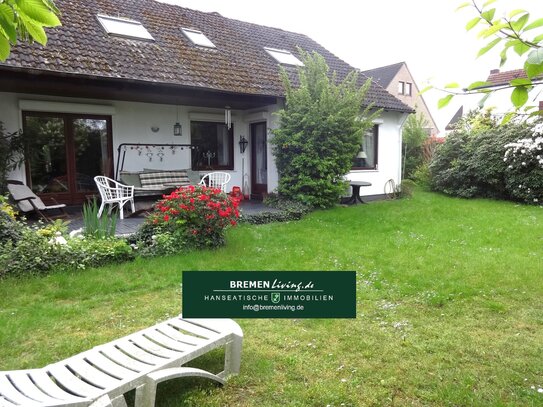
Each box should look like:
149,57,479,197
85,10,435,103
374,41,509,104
160,0,541,133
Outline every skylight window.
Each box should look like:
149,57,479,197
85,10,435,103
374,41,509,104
181,28,216,48
264,47,304,66
97,14,154,41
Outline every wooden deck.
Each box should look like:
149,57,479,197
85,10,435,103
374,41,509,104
58,199,278,237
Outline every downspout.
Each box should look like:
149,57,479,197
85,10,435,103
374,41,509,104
397,112,409,186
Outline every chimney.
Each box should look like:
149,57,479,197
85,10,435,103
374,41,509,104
490,69,500,74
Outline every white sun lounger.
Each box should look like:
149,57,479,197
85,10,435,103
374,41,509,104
0,317,242,407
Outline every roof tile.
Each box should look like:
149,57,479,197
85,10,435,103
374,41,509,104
2,0,412,112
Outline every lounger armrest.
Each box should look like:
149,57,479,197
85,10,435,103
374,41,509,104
49,197,67,208
13,194,42,211
12,194,35,203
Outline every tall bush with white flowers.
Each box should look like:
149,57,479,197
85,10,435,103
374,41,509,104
504,135,543,204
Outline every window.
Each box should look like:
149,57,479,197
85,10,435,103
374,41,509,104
264,47,304,66
181,28,216,48
398,81,412,96
405,82,412,96
352,125,378,170
97,14,154,41
191,121,233,170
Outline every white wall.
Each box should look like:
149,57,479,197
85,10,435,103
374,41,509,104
346,110,408,197
1,92,405,197
0,92,281,194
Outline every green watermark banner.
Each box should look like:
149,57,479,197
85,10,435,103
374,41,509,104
182,271,356,318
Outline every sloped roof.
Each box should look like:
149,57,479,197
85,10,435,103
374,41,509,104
486,69,527,86
445,106,463,131
361,62,405,87
1,0,412,112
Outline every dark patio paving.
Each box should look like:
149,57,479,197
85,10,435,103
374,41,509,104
62,199,279,236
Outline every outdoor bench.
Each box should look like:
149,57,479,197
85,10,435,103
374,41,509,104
0,316,242,407
119,169,200,198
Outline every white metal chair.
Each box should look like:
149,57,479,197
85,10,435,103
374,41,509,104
94,176,135,220
199,172,231,193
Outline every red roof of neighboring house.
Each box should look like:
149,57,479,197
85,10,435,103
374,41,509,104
485,69,540,87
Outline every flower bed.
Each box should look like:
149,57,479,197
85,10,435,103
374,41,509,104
136,185,239,255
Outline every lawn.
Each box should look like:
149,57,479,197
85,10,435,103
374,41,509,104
1,191,542,406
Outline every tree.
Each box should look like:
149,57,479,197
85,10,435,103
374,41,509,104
434,0,543,120
402,113,428,180
0,0,61,61
271,50,379,208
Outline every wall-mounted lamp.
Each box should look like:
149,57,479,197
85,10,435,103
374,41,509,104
239,135,248,154
173,105,182,136
151,126,160,133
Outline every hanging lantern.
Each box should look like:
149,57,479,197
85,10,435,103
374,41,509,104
173,122,182,136
173,105,182,136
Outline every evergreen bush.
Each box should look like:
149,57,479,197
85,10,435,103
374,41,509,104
271,50,378,208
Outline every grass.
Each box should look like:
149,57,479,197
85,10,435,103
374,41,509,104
1,190,542,406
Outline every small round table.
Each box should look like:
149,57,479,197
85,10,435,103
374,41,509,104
344,181,372,205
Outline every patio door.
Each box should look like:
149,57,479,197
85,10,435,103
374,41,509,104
250,122,267,199
23,112,113,204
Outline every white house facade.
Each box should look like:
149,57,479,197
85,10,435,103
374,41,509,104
0,0,412,205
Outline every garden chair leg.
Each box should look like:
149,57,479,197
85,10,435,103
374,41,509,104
135,368,225,407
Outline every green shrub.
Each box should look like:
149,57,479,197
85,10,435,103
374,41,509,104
503,135,543,204
402,113,429,179
0,196,21,244
429,118,538,199
412,163,431,189
240,195,310,225
271,51,378,208
0,217,134,278
0,225,63,277
131,224,187,258
64,237,134,269
140,185,239,254
399,179,417,198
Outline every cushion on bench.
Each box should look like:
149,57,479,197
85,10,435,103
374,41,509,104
119,171,142,188
139,171,191,189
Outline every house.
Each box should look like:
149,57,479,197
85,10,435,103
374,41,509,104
445,106,463,133
0,0,412,205
362,62,438,136
447,69,543,125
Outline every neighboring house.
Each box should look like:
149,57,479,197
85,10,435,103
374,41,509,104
362,62,439,136
443,69,543,130
0,0,412,205
445,106,464,134
483,68,543,115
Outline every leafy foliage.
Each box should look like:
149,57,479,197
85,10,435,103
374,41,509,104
436,1,543,116
82,198,118,239
240,195,311,225
0,0,61,61
140,185,239,254
271,50,379,208
0,201,134,278
503,135,543,204
429,111,542,201
402,113,429,180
